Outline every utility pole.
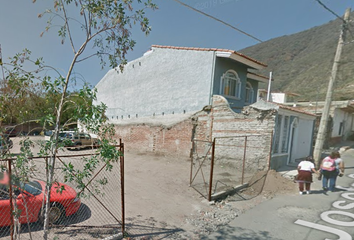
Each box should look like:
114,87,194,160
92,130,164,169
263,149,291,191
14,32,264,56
267,71,272,101
313,8,351,167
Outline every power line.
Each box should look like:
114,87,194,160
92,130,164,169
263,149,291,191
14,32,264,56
171,0,263,43
315,1,354,43
315,0,345,22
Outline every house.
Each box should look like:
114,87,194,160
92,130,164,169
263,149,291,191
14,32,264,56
282,100,354,147
94,45,316,170
258,89,300,103
95,45,269,120
269,103,316,168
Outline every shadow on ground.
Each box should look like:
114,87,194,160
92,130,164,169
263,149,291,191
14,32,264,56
125,216,184,239
0,203,91,238
200,226,282,240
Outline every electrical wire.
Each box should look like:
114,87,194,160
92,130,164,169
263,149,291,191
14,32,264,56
315,0,345,22
314,1,354,44
171,0,263,43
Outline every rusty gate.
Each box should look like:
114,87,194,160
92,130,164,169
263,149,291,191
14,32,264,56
190,133,273,201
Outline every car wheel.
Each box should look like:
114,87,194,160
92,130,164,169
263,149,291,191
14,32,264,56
75,143,82,151
48,203,64,224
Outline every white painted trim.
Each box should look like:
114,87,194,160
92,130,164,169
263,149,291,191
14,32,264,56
216,51,265,70
247,72,269,83
287,117,298,164
209,52,216,105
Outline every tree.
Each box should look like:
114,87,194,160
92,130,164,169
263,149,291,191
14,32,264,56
1,0,157,239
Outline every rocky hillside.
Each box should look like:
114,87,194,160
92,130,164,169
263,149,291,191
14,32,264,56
239,12,354,102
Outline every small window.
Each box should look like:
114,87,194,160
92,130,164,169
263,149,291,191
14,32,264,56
220,70,241,98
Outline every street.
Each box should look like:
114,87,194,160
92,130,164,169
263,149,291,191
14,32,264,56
207,147,354,240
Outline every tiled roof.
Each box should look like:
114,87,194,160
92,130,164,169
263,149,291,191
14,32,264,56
151,45,267,67
275,103,316,117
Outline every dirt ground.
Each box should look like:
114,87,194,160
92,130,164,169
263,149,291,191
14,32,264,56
5,137,298,239
123,151,298,239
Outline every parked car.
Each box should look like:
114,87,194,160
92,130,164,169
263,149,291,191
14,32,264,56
0,135,13,155
3,127,18,138
59,132,100,150
0,173,81,226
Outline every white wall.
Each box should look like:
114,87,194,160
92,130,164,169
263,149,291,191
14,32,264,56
94,47,214,121
332,109,354,139
271,93,287,103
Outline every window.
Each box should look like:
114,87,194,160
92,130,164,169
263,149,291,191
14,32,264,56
281,116,290,153
273,115,282,154
339,122,344,135
220,70,241,98
245,82,254,103
273,115,290,154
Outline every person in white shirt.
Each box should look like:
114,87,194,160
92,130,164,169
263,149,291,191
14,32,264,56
296,156,318,195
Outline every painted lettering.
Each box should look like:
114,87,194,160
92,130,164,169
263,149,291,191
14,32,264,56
341,192,354,201
347,174,354,179
332,200,354,210
294,219,352,240
321,211,354,227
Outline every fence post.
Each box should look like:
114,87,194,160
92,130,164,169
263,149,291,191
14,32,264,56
208,138,216,202
189,139,195,186
119,139,125,235
8,159,14,240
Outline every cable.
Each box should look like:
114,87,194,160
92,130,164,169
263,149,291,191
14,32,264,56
171,0,263,43
315,0,345,23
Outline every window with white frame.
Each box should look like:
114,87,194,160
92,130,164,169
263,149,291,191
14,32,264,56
220,70,241,98
273,115,290,154
245,81,254,104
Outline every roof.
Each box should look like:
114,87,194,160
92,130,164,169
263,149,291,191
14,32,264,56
151,45,267,70
247,72,273,83
275,103,316,117
258,89,300,96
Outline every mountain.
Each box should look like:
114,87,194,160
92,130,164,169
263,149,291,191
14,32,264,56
239,12,354,102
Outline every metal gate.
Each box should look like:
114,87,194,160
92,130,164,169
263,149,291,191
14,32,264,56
190,134,272,201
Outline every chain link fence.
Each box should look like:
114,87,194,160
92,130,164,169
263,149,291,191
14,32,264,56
190,133,272,201
0,137,125,240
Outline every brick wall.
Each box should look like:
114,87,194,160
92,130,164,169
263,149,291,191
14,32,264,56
114,119,194,158
112,95,276,170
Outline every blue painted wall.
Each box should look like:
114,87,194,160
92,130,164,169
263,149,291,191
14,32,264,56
213,57,259,113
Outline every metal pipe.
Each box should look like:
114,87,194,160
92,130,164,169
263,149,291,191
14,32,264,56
8,159,13,240
208,138,216,201
120,139,125,235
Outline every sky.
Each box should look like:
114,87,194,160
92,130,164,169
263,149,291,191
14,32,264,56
1,0,354,90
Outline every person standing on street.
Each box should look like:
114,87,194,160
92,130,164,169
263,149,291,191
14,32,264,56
296,156,318,195
320,151,339,192
333,151,345,185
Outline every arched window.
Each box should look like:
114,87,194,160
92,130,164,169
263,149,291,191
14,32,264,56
220,70,241,98
245,81,254,104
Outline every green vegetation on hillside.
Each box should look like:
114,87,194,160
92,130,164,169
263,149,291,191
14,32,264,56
240,13,354,102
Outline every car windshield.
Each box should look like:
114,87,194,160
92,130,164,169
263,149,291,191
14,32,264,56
23,181,42,195
59,133,73,138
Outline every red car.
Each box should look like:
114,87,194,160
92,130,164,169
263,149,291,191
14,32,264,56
0,174,81,226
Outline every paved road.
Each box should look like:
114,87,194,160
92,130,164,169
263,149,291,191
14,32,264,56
206,148,354,240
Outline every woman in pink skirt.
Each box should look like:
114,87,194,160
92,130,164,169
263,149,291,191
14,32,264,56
296,156,318,195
